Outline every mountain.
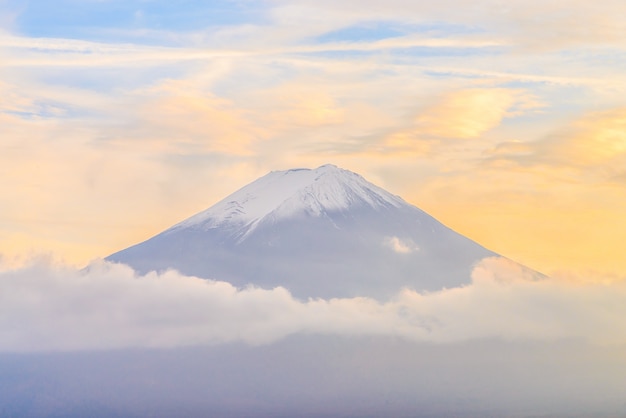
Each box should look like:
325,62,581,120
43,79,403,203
107,164,499,299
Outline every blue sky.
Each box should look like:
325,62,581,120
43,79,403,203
11,0,266,41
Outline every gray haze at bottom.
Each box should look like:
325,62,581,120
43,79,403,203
1,335,625,418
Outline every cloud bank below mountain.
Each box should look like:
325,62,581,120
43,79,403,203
1,256,625,352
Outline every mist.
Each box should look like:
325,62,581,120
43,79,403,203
1,256,626,416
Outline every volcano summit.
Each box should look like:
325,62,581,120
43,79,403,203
108,164,502,299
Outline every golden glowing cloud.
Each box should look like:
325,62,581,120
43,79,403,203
127,79,261,156
266,84,345,128
415,88,540,139
557,108,626,166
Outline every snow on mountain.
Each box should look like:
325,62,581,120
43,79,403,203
170,164,404,241
107,164,511,299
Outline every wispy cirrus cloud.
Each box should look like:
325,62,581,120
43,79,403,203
269,0,626,49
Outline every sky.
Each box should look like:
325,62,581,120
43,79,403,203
2,2,626,415
1,0,625,279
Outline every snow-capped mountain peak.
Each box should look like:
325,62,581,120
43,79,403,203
107,164,518,299
171,164,404,235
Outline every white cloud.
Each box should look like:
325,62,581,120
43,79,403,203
1,256,625,352
383,236,419,254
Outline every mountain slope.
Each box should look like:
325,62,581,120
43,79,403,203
107,164,499,299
